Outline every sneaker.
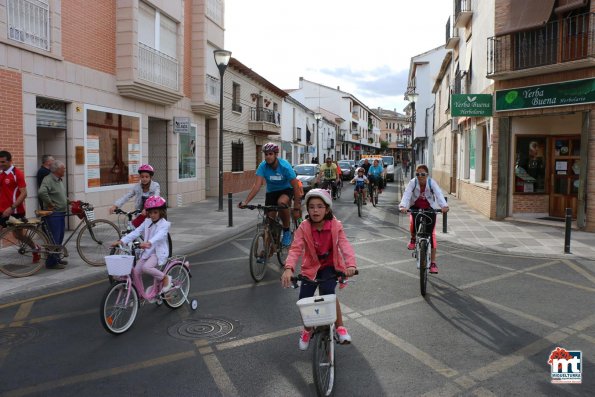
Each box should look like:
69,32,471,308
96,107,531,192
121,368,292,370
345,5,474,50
429,263,439,274
161,276,174,293
145,285,157,303
299,329,312,350
46,263,65,270
407,238,416,250
282,230,293,247
335,326,352,344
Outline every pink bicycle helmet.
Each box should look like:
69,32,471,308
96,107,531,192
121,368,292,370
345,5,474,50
262,142,279,153
144,195,166,210
138,164,154,176
305,188,332,209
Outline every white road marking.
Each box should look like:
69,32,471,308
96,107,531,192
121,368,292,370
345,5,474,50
198,344,240,397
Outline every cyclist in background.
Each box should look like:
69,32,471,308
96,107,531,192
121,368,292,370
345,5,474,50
367,159,385,200
281,188,357,350
350,167,369,205
319,157,340,199
239,142,302,246
398,164,449,274
109,164,160,228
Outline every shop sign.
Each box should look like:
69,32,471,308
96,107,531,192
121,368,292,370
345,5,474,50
451,94,493,117
173,117,190,134
496,78,595,111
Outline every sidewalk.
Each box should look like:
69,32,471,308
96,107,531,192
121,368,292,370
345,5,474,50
1,186,594,304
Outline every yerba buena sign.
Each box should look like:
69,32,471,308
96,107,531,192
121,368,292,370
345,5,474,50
451,94,493,117
496,78,595,111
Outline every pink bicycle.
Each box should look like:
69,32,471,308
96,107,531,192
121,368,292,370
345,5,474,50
100,242,197,334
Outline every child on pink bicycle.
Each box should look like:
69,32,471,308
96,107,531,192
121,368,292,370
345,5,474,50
109,164,160,228
281,188,357,350
111,196,173,294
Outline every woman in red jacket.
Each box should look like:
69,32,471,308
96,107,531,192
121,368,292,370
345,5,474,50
281,188,357,350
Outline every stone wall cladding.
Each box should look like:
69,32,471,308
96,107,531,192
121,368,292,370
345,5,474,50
224,170,256,194
62,0,116,75
458,181,491,217
0,69,23,167
513,194,549,213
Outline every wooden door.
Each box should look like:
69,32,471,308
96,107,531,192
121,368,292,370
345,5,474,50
549,136,580,218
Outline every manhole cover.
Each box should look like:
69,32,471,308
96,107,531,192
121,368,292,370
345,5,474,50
168,318,240,342
0,326,39,347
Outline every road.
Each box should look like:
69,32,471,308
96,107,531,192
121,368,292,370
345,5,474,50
0,184,593,396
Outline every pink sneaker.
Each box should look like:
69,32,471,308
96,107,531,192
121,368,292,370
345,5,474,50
429,263,439,274
299,329,312,350
407,238,416,250
335,326,352,344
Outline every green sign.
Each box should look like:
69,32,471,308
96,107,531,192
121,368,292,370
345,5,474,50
496,78,595,111
451,94,493,117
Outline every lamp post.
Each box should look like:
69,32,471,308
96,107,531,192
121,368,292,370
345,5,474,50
314,113,322,163
405,88,418,179
214,49,232,212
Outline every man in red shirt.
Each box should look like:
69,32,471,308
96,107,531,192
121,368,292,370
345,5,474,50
0,151,28,228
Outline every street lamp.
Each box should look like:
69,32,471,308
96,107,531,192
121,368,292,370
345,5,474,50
314,113,322,163
405,88,418,179
214,49,232,212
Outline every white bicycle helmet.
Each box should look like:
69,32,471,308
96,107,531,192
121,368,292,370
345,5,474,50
305,188,332,209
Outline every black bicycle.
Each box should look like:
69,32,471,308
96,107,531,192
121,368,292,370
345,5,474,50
408,208,441,296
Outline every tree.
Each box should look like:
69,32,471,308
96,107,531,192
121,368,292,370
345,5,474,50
380,141,389,150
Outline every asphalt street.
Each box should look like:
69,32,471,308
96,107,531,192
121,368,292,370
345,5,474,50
0,184,593,396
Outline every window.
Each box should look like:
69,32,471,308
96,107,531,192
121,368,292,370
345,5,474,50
231,141,244,172
85,107,141,190
178,124,197,179
515,137,546,193
232,83,242,112
7,0,50,51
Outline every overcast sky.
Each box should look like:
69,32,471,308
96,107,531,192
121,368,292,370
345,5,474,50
224,0,453,113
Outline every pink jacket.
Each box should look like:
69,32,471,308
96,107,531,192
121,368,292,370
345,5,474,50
284,217,356,280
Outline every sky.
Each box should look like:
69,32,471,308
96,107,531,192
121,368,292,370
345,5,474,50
224,0,453,114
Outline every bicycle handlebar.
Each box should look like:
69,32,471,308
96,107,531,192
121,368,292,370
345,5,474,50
114,208,142,217
242,204,289,212
290,270,359,288
406,208,443,214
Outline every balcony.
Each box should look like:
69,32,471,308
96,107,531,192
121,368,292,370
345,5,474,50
453,0,472,28
248,107,281,135
191,74,220,116
445,16,460,49
488,13,595,80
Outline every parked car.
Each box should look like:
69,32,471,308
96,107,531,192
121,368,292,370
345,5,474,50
293,164,320,193
337,160,354,180
382,155,395,182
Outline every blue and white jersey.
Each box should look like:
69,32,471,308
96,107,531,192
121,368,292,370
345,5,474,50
352,175,368,189
256,158,296,193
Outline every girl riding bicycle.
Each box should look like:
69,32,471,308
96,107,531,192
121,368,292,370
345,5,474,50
111,196,173,294
109,164,160,228
281,188,357,350
399,164,449,274
350,167,369,204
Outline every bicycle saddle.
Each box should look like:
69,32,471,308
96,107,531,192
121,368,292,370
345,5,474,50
35,210,53,217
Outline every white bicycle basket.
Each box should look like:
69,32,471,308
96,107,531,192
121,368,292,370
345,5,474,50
296,294,337,327
105,255,134,276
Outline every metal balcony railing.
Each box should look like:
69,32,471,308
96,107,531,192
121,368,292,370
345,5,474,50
7,0,50,51
488,12,594,76
250,107,280,125
138,42,179,91
454,0,471,16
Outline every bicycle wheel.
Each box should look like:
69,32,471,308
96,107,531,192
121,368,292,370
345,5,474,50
372,186,378,207
163,263,190,309
0,226,49,278
77,219,121,266
312,327,335,397
357,193,362,217
100,281,138,334
335,182,342,199
419,240,428,296
249,231,269,282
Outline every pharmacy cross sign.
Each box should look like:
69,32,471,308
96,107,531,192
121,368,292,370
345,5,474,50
451,94,493,117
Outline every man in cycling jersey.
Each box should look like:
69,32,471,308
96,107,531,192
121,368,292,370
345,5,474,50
319,157,340,199
367,159,385,201
239,142,302,246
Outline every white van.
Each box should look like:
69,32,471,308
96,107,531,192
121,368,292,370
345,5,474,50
382,156,395,182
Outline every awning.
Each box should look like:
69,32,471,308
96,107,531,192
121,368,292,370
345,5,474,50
464,38,473,73
555,0,588,14
499,0,555,36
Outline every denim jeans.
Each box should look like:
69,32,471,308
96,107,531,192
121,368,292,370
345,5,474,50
44,212,66,266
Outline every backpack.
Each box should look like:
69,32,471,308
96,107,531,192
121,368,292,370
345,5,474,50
413,177,434,196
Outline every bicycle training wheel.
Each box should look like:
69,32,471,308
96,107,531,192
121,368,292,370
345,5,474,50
357,193,362,217
163,263,190,309
249,231,270,282
77,219,121,266
419,240,428,297
0,226,49,278
312,328,335,397
100,281,138,334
